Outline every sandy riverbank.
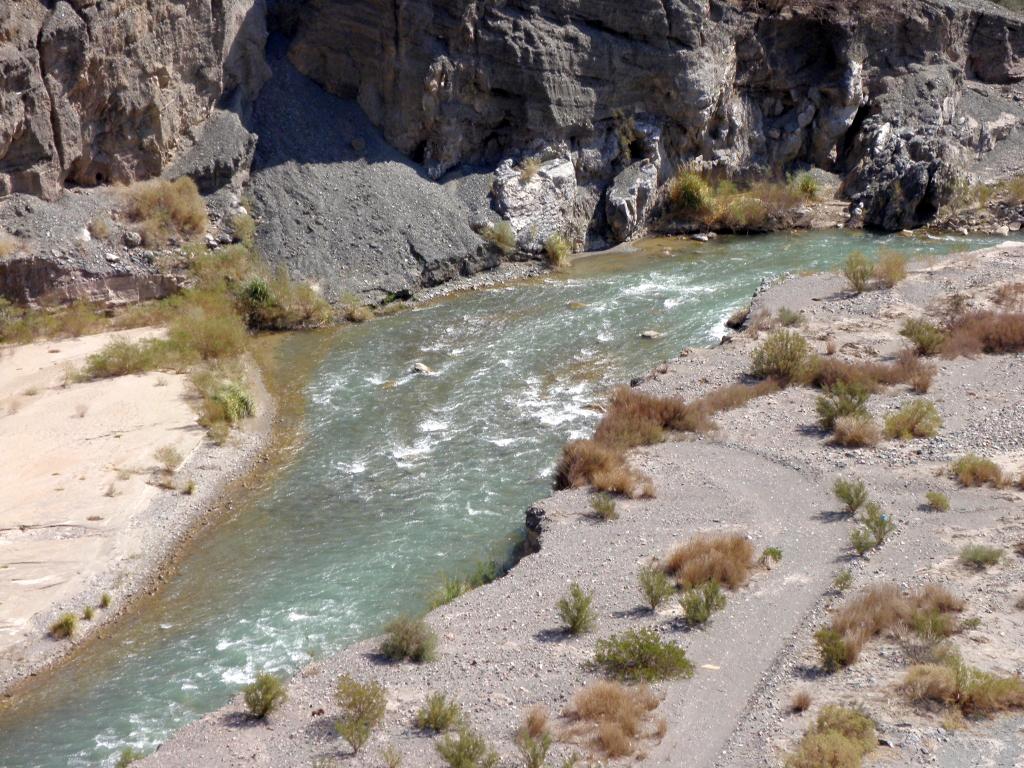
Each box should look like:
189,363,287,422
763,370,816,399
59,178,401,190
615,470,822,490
139,242,1024,768
0,329,274,698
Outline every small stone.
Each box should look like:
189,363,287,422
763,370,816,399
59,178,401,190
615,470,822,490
123,231,142,248
639,330,664,339
412,362,434,374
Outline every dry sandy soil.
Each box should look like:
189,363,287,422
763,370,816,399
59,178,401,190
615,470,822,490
140,242,1024,767
0,329,270,696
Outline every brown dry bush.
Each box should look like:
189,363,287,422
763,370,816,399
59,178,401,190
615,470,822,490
696,379,780,412
903,652,1024,716
593,387,704,448
125,177,208,246
830,414,881,448
802,349,933,393
664,532,754,589
993,282,1024,310
523,706,549,740
950,454,1005,488
553,440,652,498
564,681,660,759
790,689,812,713
818,583,964,670
941,311,1024,357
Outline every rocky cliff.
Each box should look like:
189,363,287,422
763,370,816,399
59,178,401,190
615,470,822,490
0,0,269,200
2,0,1024,305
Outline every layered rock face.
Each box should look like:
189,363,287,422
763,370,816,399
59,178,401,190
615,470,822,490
0,0,269,200
288,0,1024,233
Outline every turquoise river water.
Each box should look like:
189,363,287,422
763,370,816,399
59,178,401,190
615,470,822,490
0,231,1006,767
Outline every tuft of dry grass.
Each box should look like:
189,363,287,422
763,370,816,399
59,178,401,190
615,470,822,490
786,706,876,768
883,399,942,440
816,583,964,671
523,706,549,740
554,440,652,498
124,177,208,246
664,532,754,590
874,251,907,288
941,311,1024,357
950,454,1005,488
993,282,1024,310
830,414,881,447
903,652,1024,716
789,690,812,713
751,330,810,383
564,681,660,759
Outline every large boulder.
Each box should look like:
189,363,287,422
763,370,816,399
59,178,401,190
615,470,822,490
605,161,660,243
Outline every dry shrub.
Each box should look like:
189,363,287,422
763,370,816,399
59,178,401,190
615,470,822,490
950,454,1005,488
830,414,880,448
902,664,958,705
802,349,933,393
941,311,1024,357
553,440,652,498
593,387,699,448
664,532,754,589
564,681,660,759
786,706,876,768
0,231,22,258
873,251,907,288
790,690,812,713
817,583,964,670
993,282,1024,310
125,177,208,246
523,706,549,740
903,653,1024,716
883,399,942,440
696,379,780,412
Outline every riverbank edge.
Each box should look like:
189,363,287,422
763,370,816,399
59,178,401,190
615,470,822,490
0,356,278,703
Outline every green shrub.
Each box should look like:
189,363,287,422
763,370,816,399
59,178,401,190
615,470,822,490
832,570,853,592
883,399,941,440
814,628,855,672
901,319,946,356
593,627,694,682
483,221,516,253
874,251,908,288
816,382,870,431
850,502,895,555
545,233,572,269
115,747,145,768
777,307,803,327
416,692,462,733
950,454,1004,487
794,172,819,201
100,592,112,609
516,729,552,768
668,170,714,216
959,544,1003,569
429,561,499,608
758,546,783,566
751,330,811,383
833,477,868,515
80,338,168,379
924,491,950,512
167,299,248,361
50,613,77,639
557,582,596,635
154,445,183,473
842,252,873,293
637,564,675,610
435,727,500,768
243,672,287,719
82,606,94,621
231,211,257,246
681,580,726,625
590,493,618,521
379,615,437,663
786,731,862,768
335,675,387,755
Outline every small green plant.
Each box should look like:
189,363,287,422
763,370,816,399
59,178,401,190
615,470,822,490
590,493,618,521
669,170,714,216
50,613,77,640
816,381,870,431
557,582,596,635
435,726,500,768
833,477,868,515
100,592,112,609
832,570,853,592
82,606,94,621
842,251,874,293
382,745,403,768
379,615,437,663
544,233,572,269
243,671,287,719
593,627,694,682
925,491,950,512
959,544,1003,570
950,454,1004,487
415,692,462,733
681,580,727,626
758,546,783,567
482,221,516,253
115,747,145,767
850,502,895,555
751,329,811,383
777,307,803,327
516,729,553,768
335,675,387,755
637,563,675,610
814,628,854,672
901,318,946,356
883,399,942,440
